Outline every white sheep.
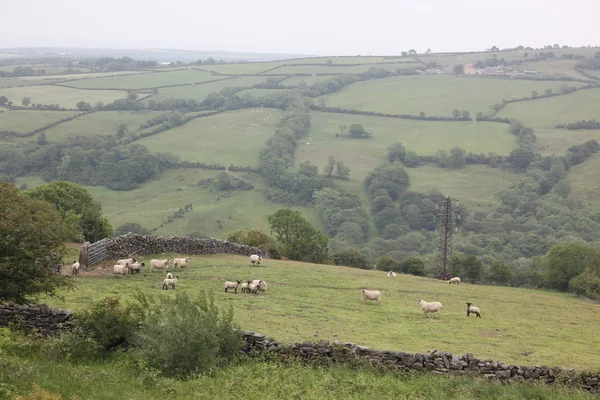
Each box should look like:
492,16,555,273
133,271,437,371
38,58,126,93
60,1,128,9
113,263,129,276
361,289,382,305
250,254,263,266
240,281,250,293
173,257,191,269
248,281,260,294
116,257,136,266
387,271,396,278
466,302,481,318
224,280,242,293
166,272,174,279
150,258,170,272
162,275,179,290
71,260,80,275
256,280,267,295
418,300,443,319
129,261,145,274
448,277,461,284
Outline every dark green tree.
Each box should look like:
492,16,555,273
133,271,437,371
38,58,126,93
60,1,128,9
387,142,406,163
114,222,152,236
323,156,336,177
546,243,600,291
266,208,328,263
335,161,350,178
487,261,513,285
453,64,465,75
0,183,73,304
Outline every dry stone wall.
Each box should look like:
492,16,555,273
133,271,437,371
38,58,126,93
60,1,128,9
88,234,269,265
241,331,600,395
0,304,73,335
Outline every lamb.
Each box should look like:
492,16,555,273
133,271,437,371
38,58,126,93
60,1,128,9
166,272,174,279
387,271,396,278
361,289,382,305
162,276,179,290
248,280,260,294
466,302,481,318
150,258,170,272
255,280,267,295
129,261,145,274
224,280,242,294
71,260,80,275
250,254,263,266
113,263,129,276
240,281,251,293
173,257,191,269
116,257,136,266
448,277,461,284
418,300,443,319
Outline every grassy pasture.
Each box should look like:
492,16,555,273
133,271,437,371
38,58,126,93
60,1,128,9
282,75,337,86
0,109,81,133
497,88,600,128
285,56,418,65
322,75,579,116
0,65,91,74
137,108,280,167
534,128,600,155
15,168,321,238
236,88,293,99
198,62,285,74
567,153,600,212
17,70,153,81
269,63,422,75
0,85,127,108
151,76,268,101
0,77,68,88
515,60,589,79
45,254,600,370
40,110,164,140
418,51,525,66
65,69,219,90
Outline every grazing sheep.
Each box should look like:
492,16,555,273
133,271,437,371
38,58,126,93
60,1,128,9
162,276,179,290
150,258,170,272
418,300,443,319
224,280,242,293
361,289,382,305
248,280,260,294
129,261,145,274
448,277,461,284
71,260,80,275
116,257,136,266
113,263,129,276
387,271,396,278
255,280,267,295
173,257,191,269
250,254,263,266
466,302,481,318
240,281,251,293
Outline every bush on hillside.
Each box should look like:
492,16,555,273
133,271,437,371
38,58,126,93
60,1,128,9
398,257,426,276
569,268,600,300
331,249,370,269
133,291,242,379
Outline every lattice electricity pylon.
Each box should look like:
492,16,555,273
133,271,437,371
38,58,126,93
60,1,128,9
434,195,460,281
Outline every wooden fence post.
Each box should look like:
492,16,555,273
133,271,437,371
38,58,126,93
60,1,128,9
79,242,90,269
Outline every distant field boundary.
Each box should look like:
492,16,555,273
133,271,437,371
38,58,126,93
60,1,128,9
242,331,600,394
0,110,91,138
50,75,236,92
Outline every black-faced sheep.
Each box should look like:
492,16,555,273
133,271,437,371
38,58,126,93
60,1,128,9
448,277,461,284
466,302,481,318
113,263,129,276
71,260,80,275
173,257,190,269
387,271,396,278
224,280,242,293
162,275,179,290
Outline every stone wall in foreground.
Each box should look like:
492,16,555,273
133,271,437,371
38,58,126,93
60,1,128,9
0,304,73,335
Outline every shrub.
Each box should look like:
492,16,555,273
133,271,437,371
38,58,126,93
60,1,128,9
14,383,77,400
133,291,243,379
40,326,102,362
569,268,600,300
75,296,141,354
331,249,370,269
399,257,426,276
375,256,398,271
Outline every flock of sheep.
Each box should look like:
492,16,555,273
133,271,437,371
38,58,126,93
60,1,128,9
70,255,481,318
374,272,482,319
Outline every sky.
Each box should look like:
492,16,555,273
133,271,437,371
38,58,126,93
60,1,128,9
1,0,598,56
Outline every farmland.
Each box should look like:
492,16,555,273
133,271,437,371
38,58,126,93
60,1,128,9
151,76,268,101
321,75,586,116
0,85,127,108
65,69,219,90
269,62,422,75
0,109,81,132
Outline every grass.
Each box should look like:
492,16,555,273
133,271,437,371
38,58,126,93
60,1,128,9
43,253,600,370
406,165,518,212
40,110,164,140
322,75,585,116
17,70,153,81
282,75,338,86
198,62,285,74
15,169,322,238
0,85,127,108
0,110,81,132
286,56,419,65
137,108,281,167
65,69,219,90
534,128,600,156
270,63,422,75
497,88,600,128
516,60,590,79
236,88,294,98
1,355,594,400
151,76,268,101
567,153,600,213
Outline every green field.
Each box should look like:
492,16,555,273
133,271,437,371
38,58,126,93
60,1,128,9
271,63,422,75
282,75,337,86
567,153,600,212
0,109,81,132
516,60,589,79
42,253,600,370
497,88,600,128
198,62,285,74
236,88,294,98
65,69,220,90
534,128,600,155
17,70,153,81
137,108,280,166
151,76,268,101
322,75,581,116
0,85,127,108
40,110,164,140
288,56,418,65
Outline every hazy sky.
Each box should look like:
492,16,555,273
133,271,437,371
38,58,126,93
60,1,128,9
1,0,598,56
